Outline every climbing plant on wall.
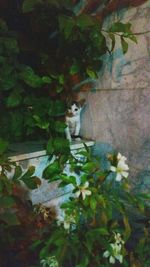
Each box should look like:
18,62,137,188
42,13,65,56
0,0,148,149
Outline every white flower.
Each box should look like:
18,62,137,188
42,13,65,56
114,232,125,245
40,256,59,267
0,165,2,174
75,181,91,200
103,243,123,264
110,153,129,181
57,213,76,230
117,152,127,162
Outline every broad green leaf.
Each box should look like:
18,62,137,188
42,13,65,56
42,76,52,84
42,161,61,179
0,196,15,208
0,212,20,225
121,36,128,54
127,34,137,43
12,165,22,180
20,66,43,88
21,166,35,180
1,75,17,90
59,16,75,39
22,0,42,13
54,121,67,133
76,14,94,30
50,100,66,116
53,137,70,155
58,74,65,85
109,22,132,33
86,68,97,79
46,139,54,155
90,197,97,211
21,175,41,189
33,115,49,129
82,162,98,173
69,63,79,75
6,89,22,108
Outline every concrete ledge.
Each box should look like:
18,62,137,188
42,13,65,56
9,140,95,162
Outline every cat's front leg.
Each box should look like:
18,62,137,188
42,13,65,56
65,125,72,142
74,121,81,141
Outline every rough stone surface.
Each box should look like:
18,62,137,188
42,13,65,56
80,2,150,184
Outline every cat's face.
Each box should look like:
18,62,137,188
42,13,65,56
68,102,82,117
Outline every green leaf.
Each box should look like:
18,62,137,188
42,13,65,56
0,139,9,155
33,115,49,129
12,165,22,180
6,89,22,108
121,36,128,54
76,14,94,30
59,16,75,39
42,161,61,180
0,212,20,225
86,68,97,79
46,139,54,155
0,196,15,208
69,63,79,75
22,0,42,13
54,121,67,133
21,166,35,180
58,74,65,85
50,100,66,117
127,34,137,43
109,22,132,33
1,74,17,90
42,76,52,84
109,33,115,51
21,175,41,189
90,197,97,211
82,162,98,173
20,66,43,88
53,137,70,154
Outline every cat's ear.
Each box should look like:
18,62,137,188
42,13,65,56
78,99,86,107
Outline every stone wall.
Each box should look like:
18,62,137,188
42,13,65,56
80,1,150,187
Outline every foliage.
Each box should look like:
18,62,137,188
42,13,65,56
0,0,138,145
0,1,149,266
34,148,150,267
0,138,56,267
0,139,149,266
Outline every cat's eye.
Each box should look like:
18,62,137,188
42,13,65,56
75,108,78,111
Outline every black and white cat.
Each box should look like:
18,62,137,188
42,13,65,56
65,100,85,142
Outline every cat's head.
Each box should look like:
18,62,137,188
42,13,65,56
67,99,85,117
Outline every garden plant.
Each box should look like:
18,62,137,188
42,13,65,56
0,0,150,266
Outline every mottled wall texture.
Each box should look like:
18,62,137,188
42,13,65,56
80,1,150,187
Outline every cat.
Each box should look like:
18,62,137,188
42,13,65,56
65,99,85,142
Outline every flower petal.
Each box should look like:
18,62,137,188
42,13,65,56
121,171,129,178
116,254,123,263
75,191,81,198
110,166,117,172
118,160,129,171
84,181,89,188
115,173,122,181
103,250,110,258
85,190,91,196
117,153,127,161
109,256,115,264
